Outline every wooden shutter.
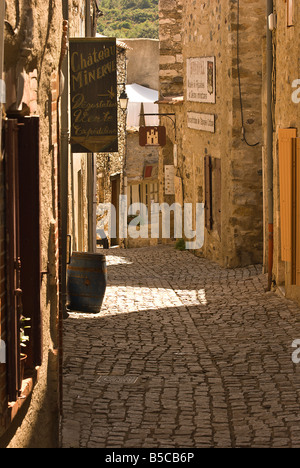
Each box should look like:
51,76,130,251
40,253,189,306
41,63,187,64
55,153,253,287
5,119,22,401
292,138,300,286
18,116,42,368
204,156,212,230
278,128,297,262
214,158,222,238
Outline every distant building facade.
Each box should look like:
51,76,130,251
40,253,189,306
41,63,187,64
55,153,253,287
158,0,265,267
96,38,160,249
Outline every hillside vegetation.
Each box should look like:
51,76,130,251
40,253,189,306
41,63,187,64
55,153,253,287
97,0,159,39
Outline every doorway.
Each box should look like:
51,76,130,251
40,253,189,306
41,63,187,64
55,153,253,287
110,174,120,247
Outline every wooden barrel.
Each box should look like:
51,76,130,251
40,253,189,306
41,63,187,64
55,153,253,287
67,252,107,313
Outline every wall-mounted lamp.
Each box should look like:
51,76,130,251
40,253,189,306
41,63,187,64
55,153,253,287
119,89,129,111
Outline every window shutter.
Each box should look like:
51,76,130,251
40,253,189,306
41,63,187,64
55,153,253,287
292,137,300,286
214,158,222,238
18,116,42,368
5,119,21,401
278,128,297,262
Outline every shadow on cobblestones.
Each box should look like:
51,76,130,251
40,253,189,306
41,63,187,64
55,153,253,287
62,246,300,448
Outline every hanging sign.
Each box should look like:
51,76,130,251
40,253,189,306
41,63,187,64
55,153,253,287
69,38,118,153
139,126,166,147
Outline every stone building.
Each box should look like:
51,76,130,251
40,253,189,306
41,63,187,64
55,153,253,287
68,4,102,255
95,38,128,247
264,0,300,304
123,38,159,91
123,38,160,249
96,38,160,249
158,0,265,268
0,0,100,448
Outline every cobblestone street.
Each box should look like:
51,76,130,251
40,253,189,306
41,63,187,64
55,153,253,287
62,245,300,448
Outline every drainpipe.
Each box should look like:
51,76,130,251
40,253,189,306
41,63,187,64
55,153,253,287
267,0,274,290
61,1,69,315
0,0,5,150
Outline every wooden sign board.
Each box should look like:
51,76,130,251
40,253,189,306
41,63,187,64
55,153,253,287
139,126,166,147
69,38,118,153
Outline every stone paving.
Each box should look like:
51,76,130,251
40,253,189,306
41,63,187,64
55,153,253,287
62,245,300,448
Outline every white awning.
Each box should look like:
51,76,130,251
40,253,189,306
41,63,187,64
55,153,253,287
126,84,159,128
126,83,158,103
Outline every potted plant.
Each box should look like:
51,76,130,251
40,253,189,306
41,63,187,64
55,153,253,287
20,315,31,382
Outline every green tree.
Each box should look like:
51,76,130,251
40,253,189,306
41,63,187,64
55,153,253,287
139,0,151,8
97,0,158,38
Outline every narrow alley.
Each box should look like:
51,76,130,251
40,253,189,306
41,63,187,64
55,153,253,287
62,245,300,448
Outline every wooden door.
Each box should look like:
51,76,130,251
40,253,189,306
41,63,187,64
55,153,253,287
278,128,297,262
17,116,42,369
4,117,42,400
204,156,212,231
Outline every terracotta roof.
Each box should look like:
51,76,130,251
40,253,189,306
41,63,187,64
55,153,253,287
116,39,132,50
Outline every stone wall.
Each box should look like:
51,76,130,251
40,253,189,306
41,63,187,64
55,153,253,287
67,0,91,254
158,0,265,268
268,1,300,302
0,0,99,448
96,44,127,244
159,0,183,98
126,132,159,183
1,0,63,447
121,38,159,90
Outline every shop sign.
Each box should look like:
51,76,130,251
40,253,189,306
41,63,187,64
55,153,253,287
69,38,118,153
139,126,166,147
